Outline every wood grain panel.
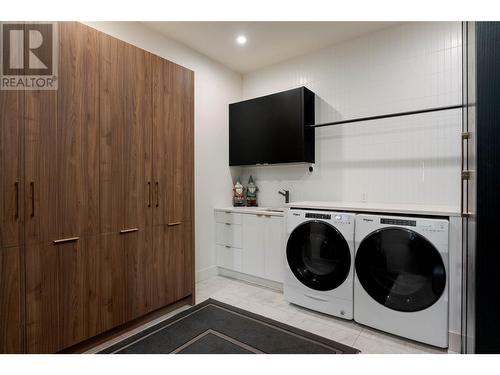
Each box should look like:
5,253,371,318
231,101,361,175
24,90,57,244
151,223,192,310
152,55,173,226
99,33,125,233
0,90,23,248
25,241,59,353
0,246,22,353
57,22,100,238
58,236,100,349
124,229,153,320
167,65,194,223
123,45,153,230
152,58,194,225
98,232,126,333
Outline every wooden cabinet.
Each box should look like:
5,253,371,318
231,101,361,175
100,34,153,233
152,57,194,226
24,22,99,244
0,246,22,353
124,229,153,320
0,91,23,248
216,211,285,284
152,222,193,311
56,22,100,239
1,22,194,353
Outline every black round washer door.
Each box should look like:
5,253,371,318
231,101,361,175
286,221,351,291
355,227,446,312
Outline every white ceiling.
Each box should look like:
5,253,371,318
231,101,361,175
143,22,398,74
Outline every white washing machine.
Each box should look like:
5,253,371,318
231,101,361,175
284,208,355,319
354,214,449,348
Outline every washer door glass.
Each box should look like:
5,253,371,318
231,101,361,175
286,221,351,291
355,227,446,312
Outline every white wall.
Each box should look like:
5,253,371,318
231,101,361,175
239,22,462,211
85,22,242,281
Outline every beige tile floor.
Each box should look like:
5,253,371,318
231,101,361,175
196,275,449,354
89,274,449,354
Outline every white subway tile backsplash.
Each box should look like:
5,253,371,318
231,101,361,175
240,22,462,209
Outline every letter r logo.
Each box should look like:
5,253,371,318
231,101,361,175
1,23,54,75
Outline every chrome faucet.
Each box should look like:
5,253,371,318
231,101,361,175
278,189,290,204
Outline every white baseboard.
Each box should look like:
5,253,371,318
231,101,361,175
196,266,218,282
217,267,283,291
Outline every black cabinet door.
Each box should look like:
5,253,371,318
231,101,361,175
355,228,446,312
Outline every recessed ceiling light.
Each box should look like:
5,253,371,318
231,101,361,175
236,35,247,45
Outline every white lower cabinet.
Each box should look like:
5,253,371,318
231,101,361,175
216,244,243,272
215,210,284,283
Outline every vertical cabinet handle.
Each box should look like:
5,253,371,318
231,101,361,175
30,182,35,217
155,182,159,207
14,182,19,220
147,181,151,207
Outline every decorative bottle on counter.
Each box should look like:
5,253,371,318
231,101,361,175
232,177,246,207
246,175,258,207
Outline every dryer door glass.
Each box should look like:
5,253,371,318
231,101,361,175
286,221,351,291
355,227,446,312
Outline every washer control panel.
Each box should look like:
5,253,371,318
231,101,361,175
380,218,416,227
305,213,331,220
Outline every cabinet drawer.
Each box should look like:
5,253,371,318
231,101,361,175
216,245,243,272
215,223,242,248
214,211,242,225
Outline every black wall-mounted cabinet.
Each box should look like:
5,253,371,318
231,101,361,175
229,87,315,166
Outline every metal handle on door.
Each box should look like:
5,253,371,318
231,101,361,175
147,182,151,207
120,228,139,234
14,182,19,220
167,222,181,227
30,182,34,217
155,182,159,207
53,236,79,244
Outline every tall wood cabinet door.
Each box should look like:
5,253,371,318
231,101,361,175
122,44,153,231
25,22,100,243
24,90,57,244
152,58,194,225
56,22,100,239
0,247,22,353
25,241,59,353
99,33,125,233
98,232,126,333
124,229,153,320
151,223,192,310
58,236,99,349
0,90,23,248
100,36,152,233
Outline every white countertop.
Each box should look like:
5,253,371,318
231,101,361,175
214,206,286,217
285,201,461,217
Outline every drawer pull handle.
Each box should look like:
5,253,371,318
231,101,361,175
155,182,159,207
168,222,181,227
14,182,19,220
147,182,151,207
225,223,231,226
120,228,139,234
30,181,35,217
53,237,79,244
225,245,231,249
224,211,232,214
